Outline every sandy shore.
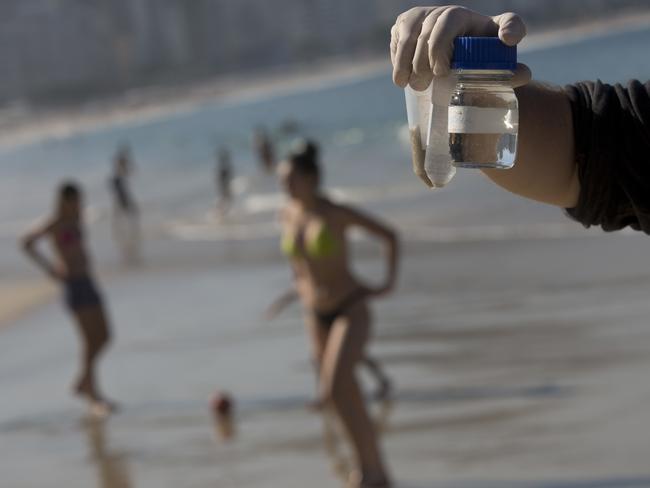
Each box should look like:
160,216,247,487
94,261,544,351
0,280,56,329
1,227,650,487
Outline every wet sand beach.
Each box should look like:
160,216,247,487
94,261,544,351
0,280,55,328
2,217,650,487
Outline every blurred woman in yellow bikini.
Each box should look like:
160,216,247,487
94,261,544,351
274,140,399,487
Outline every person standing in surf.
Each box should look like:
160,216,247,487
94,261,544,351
109,145,140,264
215,146,234,218
253,126,276,173
21,182,116,416
275,140,398,487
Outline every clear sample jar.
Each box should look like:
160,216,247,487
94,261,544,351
448,37,518,169
404,82,456,188
404,84,434,187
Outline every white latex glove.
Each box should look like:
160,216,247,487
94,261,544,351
390,6,531,90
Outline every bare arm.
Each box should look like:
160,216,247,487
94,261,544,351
339,205,399,296
264,288,299,320
20,219,62,281
266,207,301,320
482,82,579,208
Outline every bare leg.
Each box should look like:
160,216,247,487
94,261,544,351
111,209,126,259
112,209,140,265
72,305,113,410
123,211,141,265
305,314,328,409
216,195,232,220
319,302,390,487
362,356,392,401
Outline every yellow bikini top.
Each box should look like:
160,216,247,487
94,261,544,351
281,224,338,259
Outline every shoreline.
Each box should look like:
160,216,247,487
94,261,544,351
1,10,649,152
2,224,650,486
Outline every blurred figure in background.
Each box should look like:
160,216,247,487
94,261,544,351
275,140,399,487
109,145,140,264
253,126,275,173
278,118,301,137
21,182,116,416
215,146,233,218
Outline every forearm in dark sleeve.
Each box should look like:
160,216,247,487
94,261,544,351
565,80,650,233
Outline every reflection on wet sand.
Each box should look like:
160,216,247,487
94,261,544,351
213,412,236,441
83,418,133,488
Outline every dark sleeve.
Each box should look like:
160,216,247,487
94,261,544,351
564,80,650,233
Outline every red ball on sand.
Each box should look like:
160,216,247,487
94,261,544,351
210,391,233,416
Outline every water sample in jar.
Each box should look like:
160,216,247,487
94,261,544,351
449,37,519,169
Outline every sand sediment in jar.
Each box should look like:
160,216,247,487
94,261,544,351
449,132,516,168
409,128,433,187
448,90,517,168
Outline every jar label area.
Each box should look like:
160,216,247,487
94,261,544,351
448,106,518,134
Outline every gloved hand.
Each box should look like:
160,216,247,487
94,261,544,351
390,6,532,90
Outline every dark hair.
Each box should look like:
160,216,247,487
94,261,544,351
287,139,320,183
59,181,81,201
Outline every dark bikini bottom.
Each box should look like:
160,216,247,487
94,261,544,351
313,289,367,331
63,276,102,311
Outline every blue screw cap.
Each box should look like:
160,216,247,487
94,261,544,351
451,37,517,70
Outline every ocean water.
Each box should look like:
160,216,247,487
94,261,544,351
2,24,650,270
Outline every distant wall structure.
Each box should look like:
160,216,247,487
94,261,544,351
0,0,647,104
